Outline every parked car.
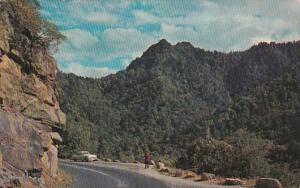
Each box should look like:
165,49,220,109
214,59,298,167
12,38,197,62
71,151,98,162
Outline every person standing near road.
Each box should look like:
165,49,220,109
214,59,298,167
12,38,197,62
144,152,151,169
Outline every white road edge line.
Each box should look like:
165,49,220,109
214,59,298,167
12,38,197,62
60,163,109,176
60,162,127,187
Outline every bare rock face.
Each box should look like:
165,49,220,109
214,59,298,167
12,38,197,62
0,3,65,187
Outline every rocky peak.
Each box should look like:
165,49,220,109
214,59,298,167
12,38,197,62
154,38,172,48
127,39,175,70
157,38,172,47
127,39,202,72
142,39,173,57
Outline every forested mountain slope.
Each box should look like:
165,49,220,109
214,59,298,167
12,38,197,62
57,39,300,169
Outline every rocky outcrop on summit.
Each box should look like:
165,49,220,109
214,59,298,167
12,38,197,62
0,1,65,187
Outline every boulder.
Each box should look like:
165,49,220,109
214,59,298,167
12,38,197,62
113,160,120,163
156,162,165,169
50,132,62,144
184,172,197,179
200,173,215,181
159,168,170,173
194,178,202,182
78,151,89,155
256,178,282,188
104,158,112,162
224,178,243,185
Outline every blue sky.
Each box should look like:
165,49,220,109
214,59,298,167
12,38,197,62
39,0,300,78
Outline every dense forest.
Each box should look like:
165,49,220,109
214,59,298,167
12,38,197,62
57,39,300,186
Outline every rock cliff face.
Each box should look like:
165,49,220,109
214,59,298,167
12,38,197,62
0,2,65,187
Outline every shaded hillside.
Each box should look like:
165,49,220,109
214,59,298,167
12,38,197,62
57,39,300,168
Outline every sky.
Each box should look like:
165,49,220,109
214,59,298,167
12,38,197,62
39,0,300,78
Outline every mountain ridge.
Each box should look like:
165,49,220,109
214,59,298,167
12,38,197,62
57,39,300,180
64,39,300,80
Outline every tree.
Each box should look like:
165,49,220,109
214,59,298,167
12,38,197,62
7,0,65,57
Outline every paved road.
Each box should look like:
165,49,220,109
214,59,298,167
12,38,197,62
59,161,243,188
59,161,170,188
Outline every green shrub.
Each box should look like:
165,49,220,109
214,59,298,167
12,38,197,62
226,129,272,177
177,129,273,177
177,138,233,174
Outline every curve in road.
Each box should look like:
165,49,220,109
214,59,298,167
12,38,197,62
59,161,170,188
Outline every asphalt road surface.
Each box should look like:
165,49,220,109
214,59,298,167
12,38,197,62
59,161,243,188
59,161,171,188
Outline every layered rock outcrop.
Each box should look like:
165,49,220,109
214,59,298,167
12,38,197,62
0,1,65,187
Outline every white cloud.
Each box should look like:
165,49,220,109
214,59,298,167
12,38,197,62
64,1,120,24
80,12,119,23
129,1,300,51
104,1,131,10
62,63,117,78
133,10,160,25
63,29,98,49
160,23,198,44
102,27,158,56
